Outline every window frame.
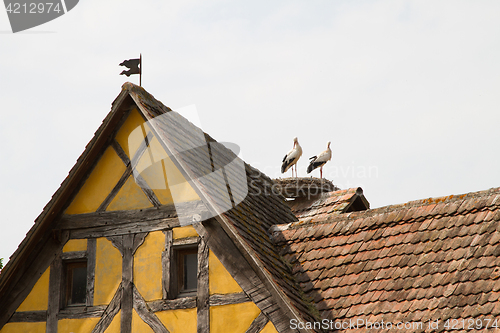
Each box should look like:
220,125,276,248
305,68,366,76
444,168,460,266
63,260,88,307
175,247,198,296
165,234,200,299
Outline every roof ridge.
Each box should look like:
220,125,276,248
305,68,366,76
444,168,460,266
275,186,500,232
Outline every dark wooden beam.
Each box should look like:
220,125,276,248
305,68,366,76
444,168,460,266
61,251,86,261
60,203,208,240
58,201,206,230
58,305,106,319
209,292,250,306
97,166,133,212
134,172,162,208
59,206,175,229
197,238,209,333
8,291,252,323
86,238,97,307
162,230,172,299
245,311,270,333
91,283,123,333
69,219,178,239
111,140,131,167
147,297,196,312
130,131,154,170
9,311,46,323
107,236,124,255
172,236,198,247
121,235,134,333
132,233,148,255
98,131,158,212
47,252,62,332
112,136,163,209
132,286,169,333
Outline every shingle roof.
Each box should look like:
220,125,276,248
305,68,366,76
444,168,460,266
125,83,319,324
272,187,500,332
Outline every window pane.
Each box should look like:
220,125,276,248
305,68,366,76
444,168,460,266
183,253,197,291
70,265,87,305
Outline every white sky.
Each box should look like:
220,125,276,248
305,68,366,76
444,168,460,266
1,0,500,262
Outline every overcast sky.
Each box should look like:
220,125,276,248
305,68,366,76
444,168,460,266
1,0,499,262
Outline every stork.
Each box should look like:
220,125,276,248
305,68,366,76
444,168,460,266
281,137,302,178
307,141,331,179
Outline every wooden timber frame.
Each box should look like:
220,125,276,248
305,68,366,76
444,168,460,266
0,83,314,333
4,210,271,333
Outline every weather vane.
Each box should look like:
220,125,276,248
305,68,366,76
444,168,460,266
119,54,142,86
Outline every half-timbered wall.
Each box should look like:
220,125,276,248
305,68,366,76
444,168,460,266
0,106,279,333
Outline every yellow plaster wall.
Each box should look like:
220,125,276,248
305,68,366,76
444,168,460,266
134,231,163,301
261,321,279,333
0,322,46,333
66,106,200,217
210,302,261,333
159,156,200,204
172,226,198,239
58,318,100,333
115,108,147,159
16,267,50,312
94,238,122,305
103,311,120,333
132,309,154,333
208,251,242,295
65,146,126,215
134,136,172,205
156,308,196,333
63,239,87,252
107,175,153,211
135,136,200,205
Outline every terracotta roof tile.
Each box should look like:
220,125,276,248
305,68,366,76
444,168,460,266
491,302,500,316
273,186,500,330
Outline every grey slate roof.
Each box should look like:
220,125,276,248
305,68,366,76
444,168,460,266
125,83,319,323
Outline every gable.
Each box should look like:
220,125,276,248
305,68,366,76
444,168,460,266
64,107,200,215
0,83,314,332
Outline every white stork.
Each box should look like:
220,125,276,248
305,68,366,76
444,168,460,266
281,137,302,178
307,141,331,179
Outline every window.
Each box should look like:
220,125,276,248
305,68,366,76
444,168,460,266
166,242,198,299
177,248,198,293
163,230,202,300
64,261,87,306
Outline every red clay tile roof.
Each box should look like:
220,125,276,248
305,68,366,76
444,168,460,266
272,187,500,332
287,187,370,222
